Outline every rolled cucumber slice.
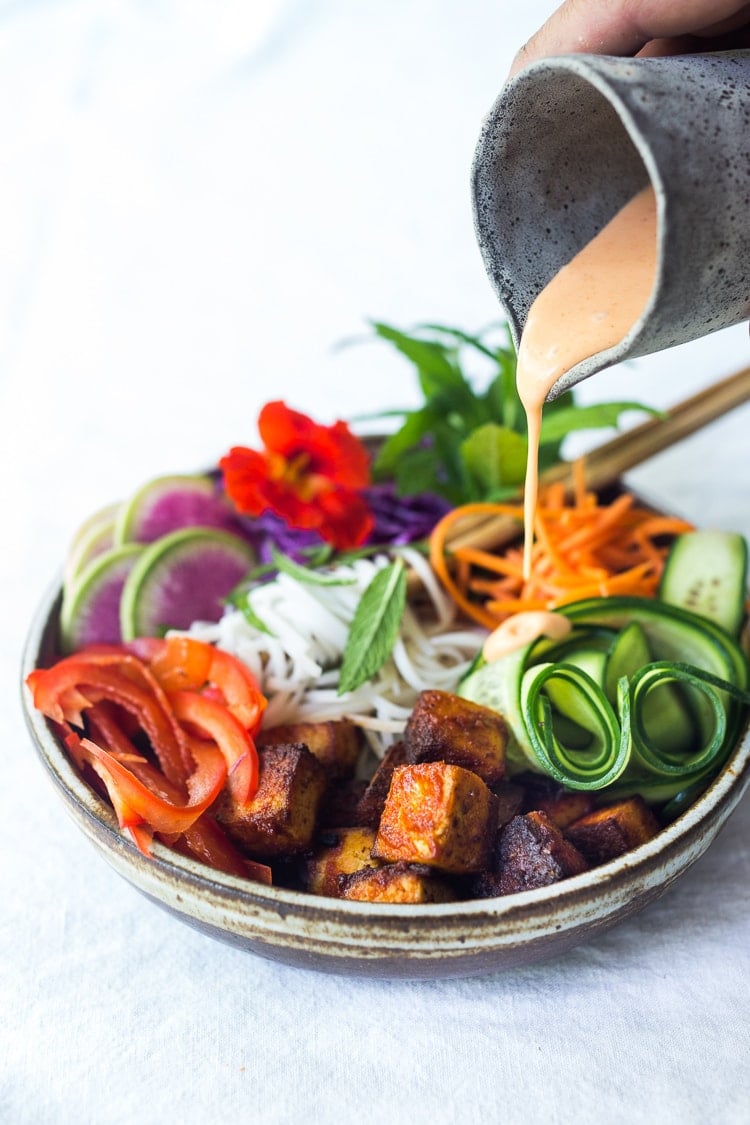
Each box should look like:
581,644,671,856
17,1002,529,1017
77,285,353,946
604,621,695,754
542,649,606,731
562,596,747,690
119,528,256,640
659,529,747,637
562,595,749,755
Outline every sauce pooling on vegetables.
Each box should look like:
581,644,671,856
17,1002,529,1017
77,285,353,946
482,610,571,662
517,185,658,577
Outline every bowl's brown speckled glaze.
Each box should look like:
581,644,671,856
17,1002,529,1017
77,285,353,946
22,578,750,979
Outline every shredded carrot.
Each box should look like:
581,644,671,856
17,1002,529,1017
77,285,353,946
428,459,694,628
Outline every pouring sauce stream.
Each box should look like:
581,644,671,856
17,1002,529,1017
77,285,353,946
516,185,658,577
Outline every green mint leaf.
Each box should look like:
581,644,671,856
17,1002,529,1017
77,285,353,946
414,322,501,360
370,321,465,399
372,407,436,477
270,545,357,587
345,317,661,507
338,558,407,694
392,446,447,498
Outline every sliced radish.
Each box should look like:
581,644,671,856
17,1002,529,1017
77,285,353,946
119,528,256,640
114,474,241,545
63,503,120,589
60,543,145,653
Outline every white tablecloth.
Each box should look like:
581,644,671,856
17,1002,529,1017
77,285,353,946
3,3,749,1122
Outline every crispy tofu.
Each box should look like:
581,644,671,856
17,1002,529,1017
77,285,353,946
319,778,368,829
477,811,588,896
372,761,496,875
404,690,508,786
339,862,455,904
302,827,380,897
355,740,409,828
565,796,661,865
493,781,526,829
533,789,595,830
257,719,362,778
520,774,595,829
216,743,327,858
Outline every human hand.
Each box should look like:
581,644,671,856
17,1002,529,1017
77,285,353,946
510,0,750,77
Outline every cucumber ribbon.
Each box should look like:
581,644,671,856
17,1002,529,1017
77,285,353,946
519,657,749,797
462,596,750,801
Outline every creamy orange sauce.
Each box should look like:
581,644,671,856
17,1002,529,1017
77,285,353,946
482,610,571,663
516,185,658,577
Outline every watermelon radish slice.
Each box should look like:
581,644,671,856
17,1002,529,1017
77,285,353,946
114,474,241,546
119,528,256,640
60,543,145,653
63,503,119,590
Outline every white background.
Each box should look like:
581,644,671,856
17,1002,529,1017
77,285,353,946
2,2,749,1122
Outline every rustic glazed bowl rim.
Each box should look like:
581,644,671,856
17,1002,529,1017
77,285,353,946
21,574,750,931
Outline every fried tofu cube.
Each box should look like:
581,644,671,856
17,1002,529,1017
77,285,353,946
257,719,362,778
372,762,496,875
319,778,368,829
355,740,409,828
216,743,327,858
302,827,380,897
404,690,508,786
534,789,595,830
493,781,526,829
565,796,661,865
520,774,595,829
339,862,455,903
477,811,589,897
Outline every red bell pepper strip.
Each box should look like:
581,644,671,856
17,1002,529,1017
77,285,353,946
27,644,268,879
87,701,263,877
173,814,272,882
129,636,267,735
27,652,192,786
69,733,227,835
207,647,266,734
124,823,157,858
168,689,259,805
128,636,213,692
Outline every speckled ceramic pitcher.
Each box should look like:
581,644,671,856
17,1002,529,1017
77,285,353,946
471,50,750,398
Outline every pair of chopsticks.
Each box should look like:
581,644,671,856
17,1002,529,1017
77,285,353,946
444,363,750,554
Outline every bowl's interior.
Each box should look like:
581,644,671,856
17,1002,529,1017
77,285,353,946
21,565,750,977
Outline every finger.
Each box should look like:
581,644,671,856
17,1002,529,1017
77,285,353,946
509,0,750,76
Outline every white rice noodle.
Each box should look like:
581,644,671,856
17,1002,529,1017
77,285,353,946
183,547,485,757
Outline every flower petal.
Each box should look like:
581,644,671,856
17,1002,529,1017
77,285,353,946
315,488,375,549
258,401,370,488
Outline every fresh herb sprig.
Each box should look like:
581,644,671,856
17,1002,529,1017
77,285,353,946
227,544,409,692
355,321,659,504
338,557,407,694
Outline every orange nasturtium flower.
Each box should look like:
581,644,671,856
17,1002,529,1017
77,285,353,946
220,401,375,550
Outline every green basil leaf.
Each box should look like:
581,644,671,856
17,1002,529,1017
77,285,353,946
338,558,407,694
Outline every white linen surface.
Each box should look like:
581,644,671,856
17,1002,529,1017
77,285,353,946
2,3,748,1122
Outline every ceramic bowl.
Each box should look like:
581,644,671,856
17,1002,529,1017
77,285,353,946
22,577,750,979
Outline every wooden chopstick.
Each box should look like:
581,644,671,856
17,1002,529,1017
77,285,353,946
445,363,750,554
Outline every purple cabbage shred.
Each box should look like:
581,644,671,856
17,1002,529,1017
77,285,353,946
221,479,450,566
